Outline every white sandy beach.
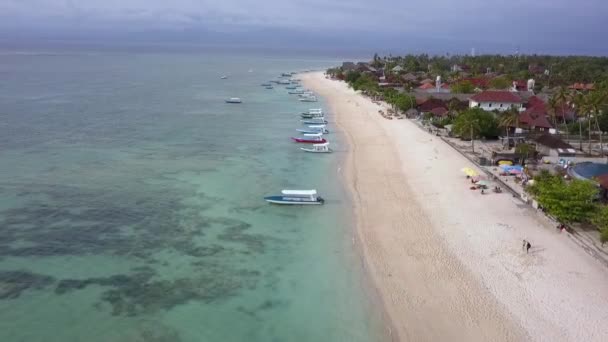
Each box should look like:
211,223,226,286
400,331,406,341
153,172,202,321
301,72,608,342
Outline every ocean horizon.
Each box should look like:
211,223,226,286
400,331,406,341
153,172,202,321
0,51,386,341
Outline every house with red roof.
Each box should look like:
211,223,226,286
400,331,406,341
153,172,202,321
469,91,523,112
519,107,553,132
569,83,594,91
418,82,451,93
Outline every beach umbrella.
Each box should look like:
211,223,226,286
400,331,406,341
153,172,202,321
461,167,478,177
498,160,513,166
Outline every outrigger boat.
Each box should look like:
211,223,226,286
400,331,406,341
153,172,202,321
265,86,274,89
296,124,329,134
301,118,328,124
291,133,327,144
288,90,305,94
301,142,332,153
264,189,324,205
225,97,242,103
261,83,272,86
285,85,298,89
299,96,318,102
300,112,324,118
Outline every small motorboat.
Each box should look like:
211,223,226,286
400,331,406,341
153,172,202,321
261,83,272,86
285,85,298,90
288,90,305,94
220,75,228,79
297,128,330,134
301,142,332,153
265,86,274,89
299,96,318,102
291,133,327,144
264,189,324,205
301,118,328,124
301,113,324,118
225,97,242,103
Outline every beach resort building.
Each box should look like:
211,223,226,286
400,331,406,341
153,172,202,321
469,90,523,111
534,134,576,157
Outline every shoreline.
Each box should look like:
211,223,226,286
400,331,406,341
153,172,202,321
301,71,608,341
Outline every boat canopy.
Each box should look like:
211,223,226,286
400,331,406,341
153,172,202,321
308,125,326,128
313,143,329,147
303,132,323,137
282,189,317,195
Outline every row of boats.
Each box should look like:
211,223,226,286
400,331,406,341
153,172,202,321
264,84,331,204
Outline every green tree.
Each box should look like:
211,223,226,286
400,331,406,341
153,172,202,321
453,108,499,139
515,143,536,164
489,76,511,89
591,206,608,246
451,80,474,93
528,174,598,223
572,92,589,151
498,108,519,147
345,71,362,84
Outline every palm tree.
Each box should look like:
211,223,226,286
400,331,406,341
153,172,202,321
498,108,519,149
547,96,559,127
587,90,608,156
572,92,588,151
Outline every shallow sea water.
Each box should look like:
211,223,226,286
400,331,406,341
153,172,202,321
0,51,385,341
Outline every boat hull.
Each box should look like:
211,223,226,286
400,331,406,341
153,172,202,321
297,129,329,134
301,120,328,124
301,148,332,153
291,137,327,144
264,196,324,205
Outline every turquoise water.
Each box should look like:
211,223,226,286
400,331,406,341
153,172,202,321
0,52,385,341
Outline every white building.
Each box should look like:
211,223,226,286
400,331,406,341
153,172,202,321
469,91,523,112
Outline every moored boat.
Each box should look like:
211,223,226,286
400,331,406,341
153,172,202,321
261,83,272,86
291,133,327,143
301,118,328,124
225,97,242,103
285,85,298,89
288,90,305,94
299,96,318,102
220,75,228,79
301,142,332,153
264,189,324,205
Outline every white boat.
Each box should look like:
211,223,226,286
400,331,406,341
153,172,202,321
288,90,305,94
220,75,228,79
277,80,291,85
299,96,318,102
301,142,332,153
264,189,324,205
225,97,242,103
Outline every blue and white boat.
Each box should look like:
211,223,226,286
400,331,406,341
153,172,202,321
297,128,330,134
301,118,327,124
288,90,305,94
264,190,324,205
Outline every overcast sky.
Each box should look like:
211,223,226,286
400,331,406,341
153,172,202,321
1,0,607,54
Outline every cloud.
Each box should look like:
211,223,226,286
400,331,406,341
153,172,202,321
0,0,607,53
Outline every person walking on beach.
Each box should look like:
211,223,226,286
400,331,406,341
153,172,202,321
522,239,527,251
526,241,532,254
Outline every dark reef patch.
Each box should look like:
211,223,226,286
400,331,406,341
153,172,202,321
0,270,55,299
56,268,260,316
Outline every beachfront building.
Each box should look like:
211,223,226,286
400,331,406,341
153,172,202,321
534,134,576,157
469,91,523,112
